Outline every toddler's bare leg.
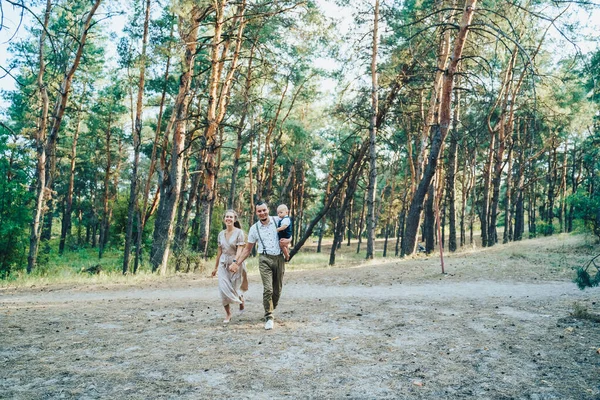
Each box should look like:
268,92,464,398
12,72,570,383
281,243,290,261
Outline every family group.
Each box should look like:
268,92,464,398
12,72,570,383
211,201,292,330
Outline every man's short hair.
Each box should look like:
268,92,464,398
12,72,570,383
256,200,268,209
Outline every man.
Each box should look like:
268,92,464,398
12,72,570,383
230,201,291,330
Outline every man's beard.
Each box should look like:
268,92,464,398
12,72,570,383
259,215,268,222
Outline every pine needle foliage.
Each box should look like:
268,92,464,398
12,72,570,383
573,254,600,290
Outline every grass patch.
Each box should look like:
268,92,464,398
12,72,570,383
2,237,389,287
571,302,600,323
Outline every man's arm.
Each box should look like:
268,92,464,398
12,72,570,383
229,242,255,273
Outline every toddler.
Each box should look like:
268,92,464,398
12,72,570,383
276,204,292,261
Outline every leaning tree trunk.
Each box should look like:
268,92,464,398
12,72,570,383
330,156,364,266
289,139,370,260
402,0,477,256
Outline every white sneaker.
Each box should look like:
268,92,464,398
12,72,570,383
264,319,274,330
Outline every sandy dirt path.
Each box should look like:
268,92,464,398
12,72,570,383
1,235,599,399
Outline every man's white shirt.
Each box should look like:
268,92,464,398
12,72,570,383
247,217,282,256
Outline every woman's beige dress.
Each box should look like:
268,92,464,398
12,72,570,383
217,228,247,306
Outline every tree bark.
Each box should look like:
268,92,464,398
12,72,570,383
198,0,246,254
59,103,84,255
134,18,174,274
123,0,151,274
445,87,460,252
424,183,435,253
99,109,114,259
365,0,380,260
27,0,52,274
150,7,201,274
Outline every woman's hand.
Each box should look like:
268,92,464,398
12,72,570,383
211,266,218,277
229,262,239,274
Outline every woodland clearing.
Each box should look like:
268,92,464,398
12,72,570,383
1,234,599,399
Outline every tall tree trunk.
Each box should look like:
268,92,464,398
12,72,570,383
546,144,557,235
59,104,83,255
567,144,581,233
123,0,151,274
528,159,537,238
382,163,398,256
396,199,406,257
150,7,201,274
41,0,102,242
356,190,367,254
99,110,114,259
198,0,246,254
173,154,195,271
503,143,514,243
108,137,123,246
513,122,527,241
558,145,568,233
228,42,256,209
445,96,459,252
27,0,52,274
514,180,525,241
424,183,435,253
347,196,354,247
488,49,518,247
134,19,174,274
365,0,379,260
480,134,494,247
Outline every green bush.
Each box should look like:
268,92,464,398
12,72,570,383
0,138,33,278
569,190,600,242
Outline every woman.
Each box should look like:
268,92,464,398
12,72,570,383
212,210,248,323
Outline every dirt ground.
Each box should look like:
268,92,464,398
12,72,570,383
1,234,600,399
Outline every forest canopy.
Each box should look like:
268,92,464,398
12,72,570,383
0,0,599,279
